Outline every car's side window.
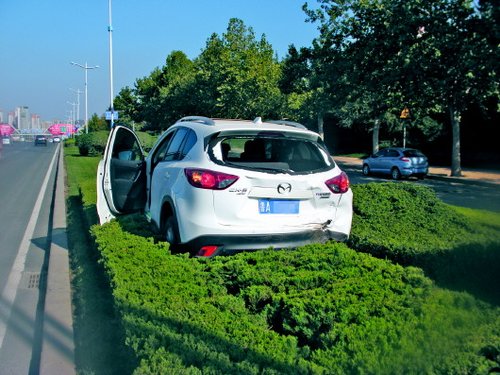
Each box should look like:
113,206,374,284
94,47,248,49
164,128,188,161
112,129,143,161
387,150,399,158
152,132,175,167
179,130,197,160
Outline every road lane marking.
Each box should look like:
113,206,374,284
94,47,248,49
0,145,59,349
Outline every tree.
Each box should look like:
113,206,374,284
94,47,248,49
304,0,499,175
194,18,285,119
114,86,143,129
87,113,108,132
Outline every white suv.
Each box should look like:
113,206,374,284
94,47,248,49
97,116,353,257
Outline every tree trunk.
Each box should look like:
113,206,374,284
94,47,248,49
372,119,380,154
449,105,462,177
317,112,324,139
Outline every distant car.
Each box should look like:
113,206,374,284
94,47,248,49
2,136,11,145
52,136,61,143
97,116,353,257
362,147,428,180
34,135,47,146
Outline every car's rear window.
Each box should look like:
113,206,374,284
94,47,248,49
403,149,425,157
209,135,334,173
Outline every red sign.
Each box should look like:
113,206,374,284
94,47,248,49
0,124,15,136
48,123,76,135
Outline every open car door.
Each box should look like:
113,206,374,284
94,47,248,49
97,126,146,224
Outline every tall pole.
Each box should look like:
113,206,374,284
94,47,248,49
67,101,76,125
71,61,99,133
70,88,82,129
108,0,115,128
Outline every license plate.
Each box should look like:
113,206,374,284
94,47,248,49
258,199,299,214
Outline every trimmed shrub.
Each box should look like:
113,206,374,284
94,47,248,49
75,130,157,156
349,182,500,304
90,222,500,374
65,146,500,374
75,131,110,156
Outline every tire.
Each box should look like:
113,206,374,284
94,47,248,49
362,164,370,176
391,167,402,180
164,215,180,251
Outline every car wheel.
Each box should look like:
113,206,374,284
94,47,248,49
362,164,370,176
391,167,401,180
164,215,180,251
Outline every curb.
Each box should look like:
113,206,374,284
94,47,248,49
424,173,500,188
39,145,76,374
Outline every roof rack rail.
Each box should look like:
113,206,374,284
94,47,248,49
267,120,307,129
176,116,215,126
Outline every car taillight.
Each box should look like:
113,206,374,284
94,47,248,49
400,157,410,162
196,245,220,257
185,169,239,190
325,172,350,194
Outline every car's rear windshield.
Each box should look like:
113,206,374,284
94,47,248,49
209,135,334,174
403,149,425,157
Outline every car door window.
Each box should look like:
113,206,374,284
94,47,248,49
151,132,175,167
387,150,399,158
164,128,188,161
112,128,144,161
179,129,197,159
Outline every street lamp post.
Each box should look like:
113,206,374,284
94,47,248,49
67,101,76,125
70,88,82,129
71,61,99,133
108,0,115,128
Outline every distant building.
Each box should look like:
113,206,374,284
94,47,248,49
8,112,15,126
31,114,41,129
15,106,30,130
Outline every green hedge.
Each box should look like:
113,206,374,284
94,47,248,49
349,183,500,305
64,146,499,374
91,222,499,374
349,183,499,257
75,130,157,156
75,131,110,156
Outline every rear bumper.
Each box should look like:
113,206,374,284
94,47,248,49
401,166,428,176
181,229,349,257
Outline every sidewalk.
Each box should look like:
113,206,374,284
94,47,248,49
335,156,500,186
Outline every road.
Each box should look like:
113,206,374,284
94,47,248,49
0,141,59,374
340,164,500,213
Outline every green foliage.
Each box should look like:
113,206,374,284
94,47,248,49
75,131,110,156
90,223,500,374
304,0,499,172
194,18,285,120
349,183,499,260
66,141,500,374
349,183,500,305
87,113,109,132
135,131,157,152
117,18,286,132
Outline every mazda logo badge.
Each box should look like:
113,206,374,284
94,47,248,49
277,183,292,194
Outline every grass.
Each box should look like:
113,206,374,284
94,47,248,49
64,146,137,374
451,205,500,229
336,152,368,159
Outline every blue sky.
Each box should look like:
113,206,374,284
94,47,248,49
0,0,319,123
